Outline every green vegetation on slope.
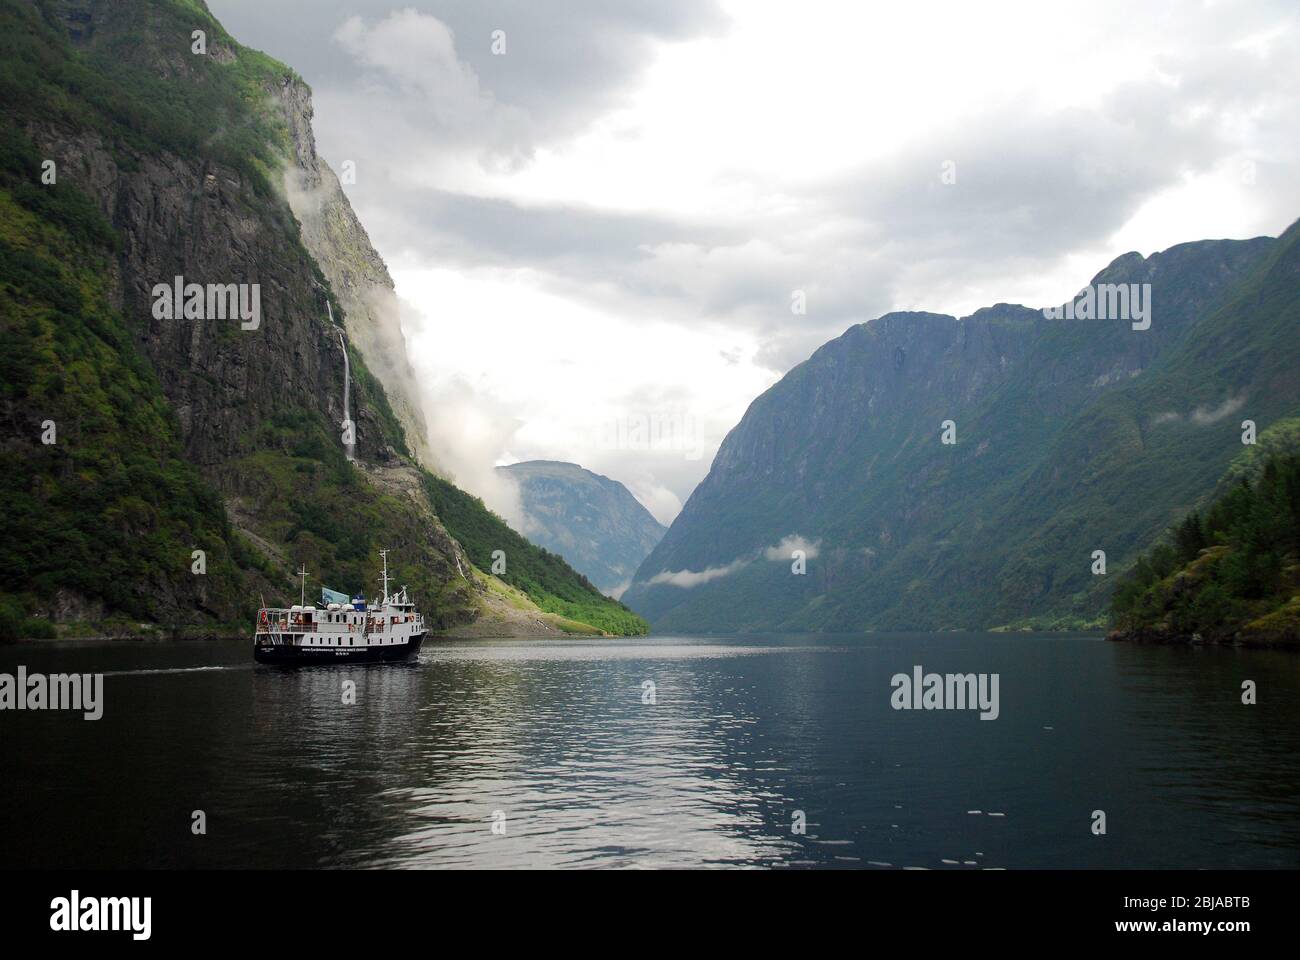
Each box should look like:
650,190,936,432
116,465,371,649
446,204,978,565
1110,451,1300,644
422,473,649,635
1,0,289,201
216,438,478,633
0,122,257,635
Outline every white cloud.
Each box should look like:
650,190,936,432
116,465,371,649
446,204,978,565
1151,394,1248,428
1191,395,1248,426
623,477,682,529
763,535,820,562
645,534,821,588
394,262,775,520
648,557,749,589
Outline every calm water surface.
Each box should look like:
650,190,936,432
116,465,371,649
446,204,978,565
1,633,1298,869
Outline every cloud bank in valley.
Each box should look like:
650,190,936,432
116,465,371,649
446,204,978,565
648,534,822,589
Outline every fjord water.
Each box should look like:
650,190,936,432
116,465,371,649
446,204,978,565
2,634,1298,869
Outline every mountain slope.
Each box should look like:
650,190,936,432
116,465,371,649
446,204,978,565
1110,441,1300,646
497,460,666,594
0,0,644,637
423,470,649,635
624,224,1298,632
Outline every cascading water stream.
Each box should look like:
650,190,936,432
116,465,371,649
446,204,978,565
330,302,356,461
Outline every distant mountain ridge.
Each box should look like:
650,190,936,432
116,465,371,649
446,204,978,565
497,460,666,595
623,223,1300,632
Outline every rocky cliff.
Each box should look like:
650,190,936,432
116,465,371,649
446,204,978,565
272,75,433,469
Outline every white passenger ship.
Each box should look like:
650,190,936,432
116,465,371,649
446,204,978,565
253,551,426,665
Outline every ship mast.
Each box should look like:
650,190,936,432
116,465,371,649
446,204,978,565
377,549,390,605
296,564,309,607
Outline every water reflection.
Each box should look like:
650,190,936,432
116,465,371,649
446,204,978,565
1,634,1298,868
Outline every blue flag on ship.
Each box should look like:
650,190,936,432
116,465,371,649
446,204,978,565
321,586,350,605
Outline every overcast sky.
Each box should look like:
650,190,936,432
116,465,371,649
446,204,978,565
211,0,1300,524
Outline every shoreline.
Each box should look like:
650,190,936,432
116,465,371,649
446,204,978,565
1106,628,1300,650
6,627,1122,646
2,628,637,645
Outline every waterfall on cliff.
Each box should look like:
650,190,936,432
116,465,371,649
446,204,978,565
335,306,356,461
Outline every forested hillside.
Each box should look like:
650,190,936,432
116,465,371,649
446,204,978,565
1110,438,1300,646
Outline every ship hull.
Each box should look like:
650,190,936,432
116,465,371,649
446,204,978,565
254,633,425,666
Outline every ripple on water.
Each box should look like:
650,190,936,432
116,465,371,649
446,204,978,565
4,632,1300,869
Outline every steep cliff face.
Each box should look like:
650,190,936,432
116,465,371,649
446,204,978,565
0,0,645,637
12,4,386,468
27,122,399,469
272,77,433,469
497,460,666,594
625,230,1294,632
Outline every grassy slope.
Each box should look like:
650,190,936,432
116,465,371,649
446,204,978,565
423,473,648,636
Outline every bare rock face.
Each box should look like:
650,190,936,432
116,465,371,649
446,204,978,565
27,122,374,467
272,77,434,469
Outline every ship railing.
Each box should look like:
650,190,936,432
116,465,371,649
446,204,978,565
262,621,318,633
259,610,419,636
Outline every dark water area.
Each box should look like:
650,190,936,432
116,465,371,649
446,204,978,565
1,633,1297,869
